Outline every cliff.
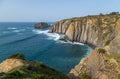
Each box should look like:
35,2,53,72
68,48,120,79
0,54,69,79
51,13,120,55
51,13,120,79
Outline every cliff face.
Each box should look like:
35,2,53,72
51,14,120,55
68,48,120,79
51,14,120,79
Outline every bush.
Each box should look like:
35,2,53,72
100,13,104,16
105,40,111,46
110,12,119,15
8,53,25,60
98,48,106,54
79,73,91,79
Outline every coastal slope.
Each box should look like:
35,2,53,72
51,13,120,79
0,54,69,79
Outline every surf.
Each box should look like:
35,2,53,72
33,29,60,41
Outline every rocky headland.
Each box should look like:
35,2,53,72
51,12,120,79
0,54,69,79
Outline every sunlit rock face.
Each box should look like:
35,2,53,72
51,14,120,55
51,13,120,79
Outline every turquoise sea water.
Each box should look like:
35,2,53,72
0,22,91,74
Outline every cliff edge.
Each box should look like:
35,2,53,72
0,54,69,79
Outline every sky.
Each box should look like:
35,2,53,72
0,0,120,22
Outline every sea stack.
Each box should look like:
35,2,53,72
34,22,51,28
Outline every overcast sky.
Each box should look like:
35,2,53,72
0,0,120,22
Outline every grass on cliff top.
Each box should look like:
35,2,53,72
79,73,91,79
106,55,120,66
8,53,25,60
0,61,69,79
98,48,106,54
0,54,69,79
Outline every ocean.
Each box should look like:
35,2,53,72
0,22,91,74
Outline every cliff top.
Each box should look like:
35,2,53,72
60,12,120,22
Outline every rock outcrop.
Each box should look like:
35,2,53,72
34,22,51,28
0,54,69,79
68,48,120,79
0,59,24,73
51,13,120,79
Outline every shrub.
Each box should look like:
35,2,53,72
98,48,106,54
100,13,104,16
105,40,111,46
98,18,102,27
79,73,91,79
110,12,119,15
8,53,25,60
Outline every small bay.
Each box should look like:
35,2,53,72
0,22,91,74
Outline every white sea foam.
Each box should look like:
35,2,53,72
58,40,84,45
13,29,26,33
73,42,84,45
33,29,60,40
32,29,86,45
8,27,17,30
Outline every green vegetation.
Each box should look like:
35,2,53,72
107,55,120,60
98,18,102,27
99,13,104,16
118,74,120,79
79,73,91,79
105,40,111,46
110,12,119,15
0,54,69,79
8,53,25,60
0,62,69,79
98,48,106,54
106,55,120,65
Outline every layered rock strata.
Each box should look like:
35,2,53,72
51,14,120,55
51,13,120,79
